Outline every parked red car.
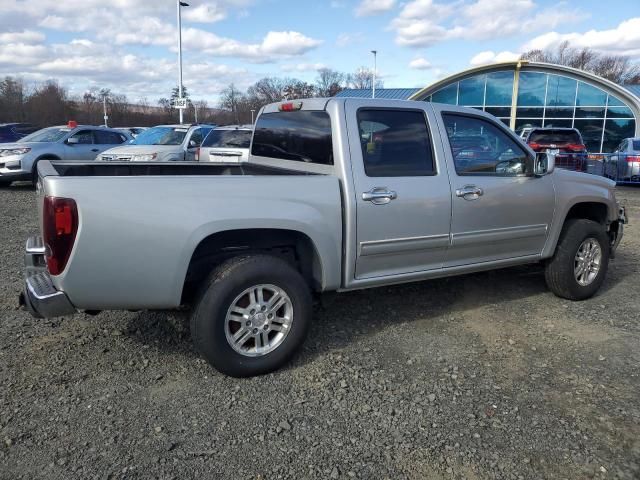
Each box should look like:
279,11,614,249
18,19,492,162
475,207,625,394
525,128,588,171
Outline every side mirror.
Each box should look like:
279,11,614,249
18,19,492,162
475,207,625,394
188,140,197,148
534,152,555,176
66,137,79,145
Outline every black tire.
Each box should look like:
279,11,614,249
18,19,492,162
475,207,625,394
545,219,610,300
190,254,312,377
0,179,12,187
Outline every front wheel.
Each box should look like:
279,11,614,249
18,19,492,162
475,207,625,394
190,255,312,377
545,219,610,300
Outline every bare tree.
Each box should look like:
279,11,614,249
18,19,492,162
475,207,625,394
521,41,640,84
348,67,384,90
219,83,244,124
282,80,316,100
0,77,27,122
316,68,345,97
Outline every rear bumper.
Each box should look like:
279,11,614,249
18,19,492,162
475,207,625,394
19,235,76,318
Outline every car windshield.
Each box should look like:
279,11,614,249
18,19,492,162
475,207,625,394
131,126,188,146
18,127,70,143
529,130,580,144
633,140,640,151
202,129,251,148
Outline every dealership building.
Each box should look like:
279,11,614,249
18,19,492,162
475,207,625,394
336,61,640,153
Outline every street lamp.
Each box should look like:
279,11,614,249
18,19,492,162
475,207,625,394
177,1,189,124
251,109,256,125
102,93,108,127
371,50,377,99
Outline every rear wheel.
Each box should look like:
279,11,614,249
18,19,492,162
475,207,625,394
190,254,312,377
545,219,610,300
0,179,12,187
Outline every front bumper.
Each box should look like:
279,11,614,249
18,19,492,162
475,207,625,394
609,205,626,258
19,235,76,318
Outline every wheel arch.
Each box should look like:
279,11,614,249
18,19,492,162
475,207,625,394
181,228,325,304
543,200,611,258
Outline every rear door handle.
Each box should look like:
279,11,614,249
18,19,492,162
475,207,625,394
455,185,484,200
362,188,397,205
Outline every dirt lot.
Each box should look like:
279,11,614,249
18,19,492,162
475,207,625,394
1,183,639,480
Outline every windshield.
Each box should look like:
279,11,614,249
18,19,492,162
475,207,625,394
202,129,251,148
131,126,188,146
18,127,70,143
529,130,580,144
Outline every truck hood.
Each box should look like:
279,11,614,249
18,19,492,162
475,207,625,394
553,167,615,190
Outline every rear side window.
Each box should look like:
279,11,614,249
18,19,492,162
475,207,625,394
528,129,581,144
633,140,640,151
252,111,333,165
94,130,126,144
203,129,252,148
357,109,435,177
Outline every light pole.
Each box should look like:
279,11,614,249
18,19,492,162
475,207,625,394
102,93,108,127
177,1,189,124
371,50,377,99
251,109,256,125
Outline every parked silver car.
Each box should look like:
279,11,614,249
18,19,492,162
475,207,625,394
0,123,131,186
605,137,640,182
196,125,252,163
98,124,214,162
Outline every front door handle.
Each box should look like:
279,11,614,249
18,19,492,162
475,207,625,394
362,187,397,205
455,185,484,200
91,148,99,152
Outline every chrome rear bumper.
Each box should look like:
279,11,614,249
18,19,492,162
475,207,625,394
19,235,76,318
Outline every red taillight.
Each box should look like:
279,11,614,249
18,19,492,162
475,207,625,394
567,143,587,152
195,147,200,161
528,142,541,151
626,155,640,163
43,196,78,276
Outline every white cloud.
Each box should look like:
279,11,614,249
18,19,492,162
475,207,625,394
390,0,585,47
470,50,521,66
336,32,364,47
281,63,327,72
181,3,227,23
0,30,45,44
355,0,396,17
409,57,432,69
522,18,640,58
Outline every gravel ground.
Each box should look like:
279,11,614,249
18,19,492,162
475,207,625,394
1,183,639,480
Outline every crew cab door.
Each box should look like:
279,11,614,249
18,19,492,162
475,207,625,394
346,102,452,279
434,107,555,266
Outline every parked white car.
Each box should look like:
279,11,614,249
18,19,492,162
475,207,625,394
196,125,252,163
97,124,214,162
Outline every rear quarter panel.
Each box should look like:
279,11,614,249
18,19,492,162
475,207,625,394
44,174,342,310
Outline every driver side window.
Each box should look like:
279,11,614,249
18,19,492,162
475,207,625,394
442,114,530,176
69,130,94,144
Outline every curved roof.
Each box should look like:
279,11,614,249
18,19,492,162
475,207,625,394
409,61,640,118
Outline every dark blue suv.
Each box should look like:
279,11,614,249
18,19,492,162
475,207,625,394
0,123,38,143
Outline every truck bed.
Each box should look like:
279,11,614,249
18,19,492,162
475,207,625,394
36,160,343,310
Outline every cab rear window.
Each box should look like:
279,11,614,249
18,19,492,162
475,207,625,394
252,111,333,165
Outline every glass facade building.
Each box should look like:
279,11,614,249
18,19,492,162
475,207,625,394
415,63,639,152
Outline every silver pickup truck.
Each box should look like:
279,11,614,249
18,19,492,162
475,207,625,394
21,98,626,377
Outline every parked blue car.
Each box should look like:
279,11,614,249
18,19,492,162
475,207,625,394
0,123,38,143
